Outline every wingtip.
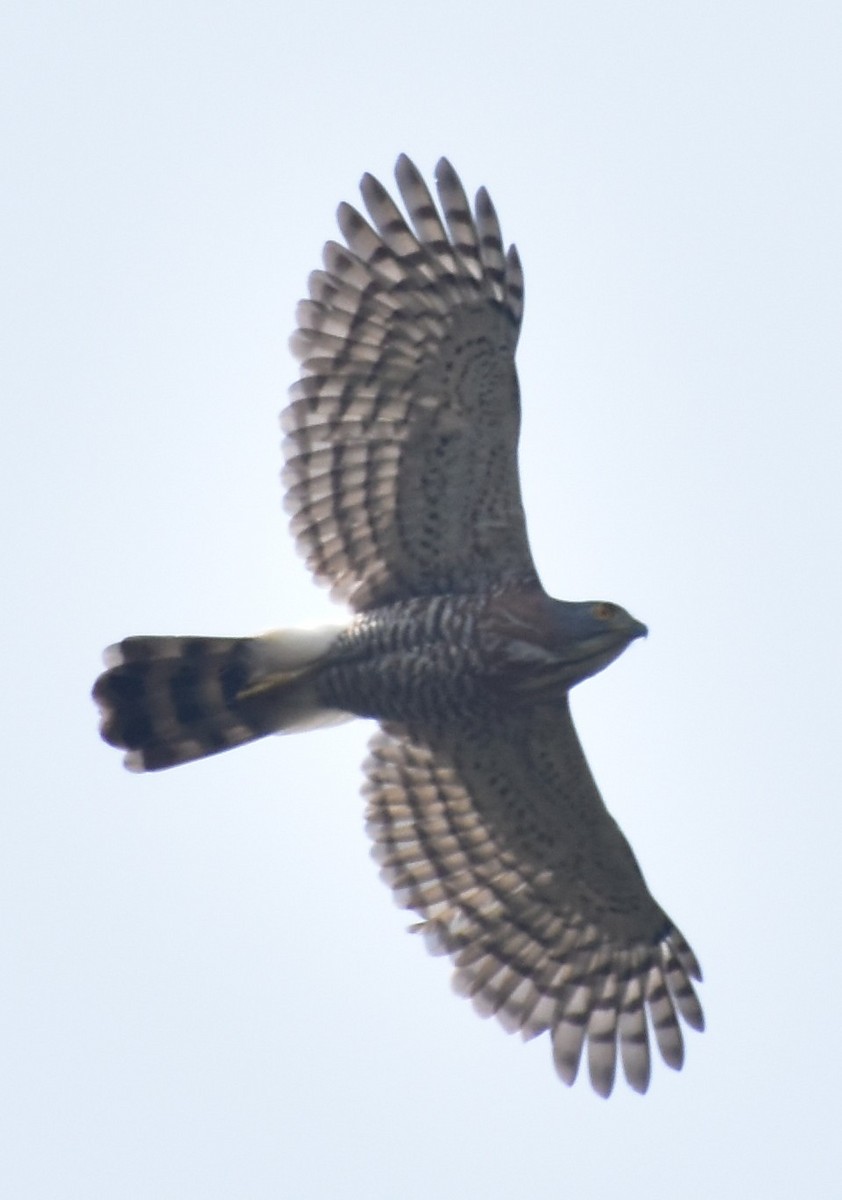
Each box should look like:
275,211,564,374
394,151,416,178
434,156,457,186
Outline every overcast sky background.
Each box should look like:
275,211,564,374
3,3,841,1197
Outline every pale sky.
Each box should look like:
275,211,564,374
3,3,841,1198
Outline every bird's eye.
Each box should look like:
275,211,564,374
593,602,618,621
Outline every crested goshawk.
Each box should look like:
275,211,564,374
94,156,703,1097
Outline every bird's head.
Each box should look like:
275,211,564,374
485,591,647,696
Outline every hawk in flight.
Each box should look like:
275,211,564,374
94,156,703,1096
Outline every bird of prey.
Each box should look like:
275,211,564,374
93,155,703,1097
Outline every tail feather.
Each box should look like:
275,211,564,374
93,627,349,772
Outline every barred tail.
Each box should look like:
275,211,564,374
93,627,349,772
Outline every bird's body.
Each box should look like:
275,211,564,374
94,156,703,1096
318,588,646,724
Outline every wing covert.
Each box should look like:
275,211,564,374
283,156,538,611
363,706,703,1096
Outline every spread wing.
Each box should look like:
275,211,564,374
283,155,539,612
363,706,704,1096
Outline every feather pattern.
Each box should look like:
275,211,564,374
364,708,703,1097
284,155,537,611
